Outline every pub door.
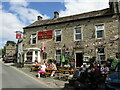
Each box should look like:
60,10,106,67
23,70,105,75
76,53,83,67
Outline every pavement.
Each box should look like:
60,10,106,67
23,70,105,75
4,62,68,88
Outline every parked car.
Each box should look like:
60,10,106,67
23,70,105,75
4,55,15,63
105,61,120,90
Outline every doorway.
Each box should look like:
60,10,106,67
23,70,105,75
76,52,83,67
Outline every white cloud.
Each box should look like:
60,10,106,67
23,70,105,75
0,10,24,40
0,0,50,48
59,0,109,17
0,3,2,9
9,0,29,7
10,6,49,24
9,0,50,24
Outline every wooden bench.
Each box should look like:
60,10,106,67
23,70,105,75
40,68,53,77
30,64,40,72
43,72,52,77
56,73,70,80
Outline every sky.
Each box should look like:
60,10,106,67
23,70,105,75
0,0,110,48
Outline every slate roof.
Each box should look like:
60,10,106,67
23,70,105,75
24,8,112,29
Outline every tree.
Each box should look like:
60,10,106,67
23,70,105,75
5,41,16,46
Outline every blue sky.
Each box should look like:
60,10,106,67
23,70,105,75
0,0,109,48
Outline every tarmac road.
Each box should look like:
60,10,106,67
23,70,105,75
2,62,51,89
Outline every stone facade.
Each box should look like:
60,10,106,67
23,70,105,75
23,1,120,67
5,44,16,56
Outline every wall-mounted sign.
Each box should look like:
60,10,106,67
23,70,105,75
16,31,23,39
38,30,53,39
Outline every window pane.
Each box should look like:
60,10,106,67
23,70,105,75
75,27,81,33
99,55,105,60
76,34,81,40
33,39,36,44
56,55,61,62
96,25,104,30
43,52,47,59
97,31,104,38
56,50,61,54
31,34,36,44
27,52,32,55
98,47,104,53
56,30,61,35
56,35,61,41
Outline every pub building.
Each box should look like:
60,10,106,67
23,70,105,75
23,1,120,67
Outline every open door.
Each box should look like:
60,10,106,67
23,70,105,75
76,53,83,67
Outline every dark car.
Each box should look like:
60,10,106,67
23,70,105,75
4,56,15,63
105,62,120,90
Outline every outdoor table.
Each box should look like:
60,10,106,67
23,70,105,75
56,69,74,80
59,69,74,75
45,68,53,72
30,64,40,71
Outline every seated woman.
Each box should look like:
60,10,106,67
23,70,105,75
50,61,57,77
37,62,46,78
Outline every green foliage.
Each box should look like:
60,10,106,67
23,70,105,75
5,41,16,46
65,58,72,64
107,57,116,62
0,49,2,55
48,58,55,63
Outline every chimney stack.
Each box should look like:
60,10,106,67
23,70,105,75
109,0,120,14
54,11,59,19
37,16,42,20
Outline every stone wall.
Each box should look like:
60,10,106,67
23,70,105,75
23,14,119,62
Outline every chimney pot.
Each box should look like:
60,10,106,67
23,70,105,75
54,11,59,19
37,16,42,20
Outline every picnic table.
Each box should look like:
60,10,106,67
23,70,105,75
30,64,40,72
43,68,53,77
56,69,74,80
59,69,74,74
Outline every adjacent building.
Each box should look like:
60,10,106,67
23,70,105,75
4,43,16,57
23,1,120,67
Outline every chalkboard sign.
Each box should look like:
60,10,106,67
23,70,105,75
116,52,120,59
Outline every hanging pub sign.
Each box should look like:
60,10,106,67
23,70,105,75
16,31,23,39
38,30,53,39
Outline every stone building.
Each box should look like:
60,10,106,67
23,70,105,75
4,43,16,56
23,1,120,67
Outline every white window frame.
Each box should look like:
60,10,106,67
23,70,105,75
74,27,83,41
55,30,62,42
55,49,62,63
96,47,106,61
95,25,105,39
30,34,37,45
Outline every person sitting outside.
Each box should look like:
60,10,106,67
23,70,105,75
100,64,109,78
37,62,46,78
50,61,57,77
64,62,70,70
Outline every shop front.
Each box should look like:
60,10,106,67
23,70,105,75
24,48,41,63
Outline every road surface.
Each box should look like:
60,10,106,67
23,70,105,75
2,62,51,89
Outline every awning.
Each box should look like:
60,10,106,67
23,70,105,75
24,47,41,51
